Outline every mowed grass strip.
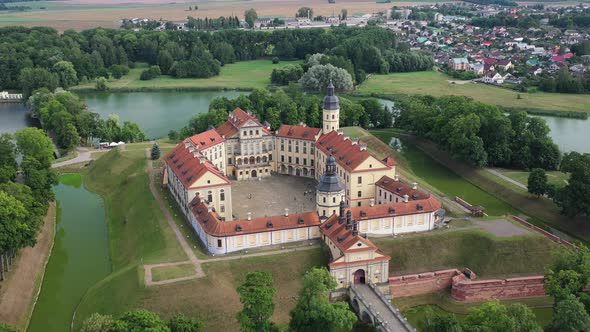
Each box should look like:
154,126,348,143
497,168,569,189
356,71,590,114
151,264,196,282
74,249,327,331
71,60,303,91
84,148,187,269
375,229,560,278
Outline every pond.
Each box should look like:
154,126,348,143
82,91,243,139
0,103,33,133
376,98,590,154
28,174,110,332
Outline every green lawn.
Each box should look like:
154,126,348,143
398,293,554,329
84,149,187,269
497,168,569,189
71,60,303,92
356,71,590,114
151,264,196,282
375,229,559,277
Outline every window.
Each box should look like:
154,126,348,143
220,205,225,212
269,154,272,161
332,114,335,119
296,157,299,164
256,130,259,135
228,157,233,165
333,197,336,203
295,146,299,153
249,130,253,135
358,176,362,184
220,190,225,201
281,155,285,162
217,239,222,247
288,146,292,152
357,191,362,198
303,158,307,165
357,202,362,207
310,159,314,165
288,156,292,163
281,145,284,151
207,180,211,184
323,197,326,203
207,191,213,202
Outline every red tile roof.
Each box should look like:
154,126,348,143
383,156,398,167
316,131,388,172
164,140,230,189
376,175,430,200
346,196,442,221
216,108,271,138
276,124,321,141
188,128,225,150
320,215,379,253
190,197,321,237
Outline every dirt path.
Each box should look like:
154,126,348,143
0,202,56,329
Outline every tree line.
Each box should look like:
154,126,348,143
538,68,590,94
26,89,146,152
395,95,560,169
0,128,56,281
168,87,393,140
0,26,432,94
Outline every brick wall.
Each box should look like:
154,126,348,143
508,215,575,248
388,268,546,302
388,269,462,297
451,274,545,302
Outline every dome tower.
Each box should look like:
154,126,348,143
316,154,345,219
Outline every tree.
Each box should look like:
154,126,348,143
271,57,279,64
553,152,590,217
19,67,58,100
112,309,170,332
121,121,147,143
0,191,28,280
168,314,203,332
244,8,258,28
548,295,590,332
296,7,313,18
14,128,55,167
289,267,357,332
420,309,462,332
236,271,278,332
0,134,17,184
57,122,80,151
151,143,160,160
299,64,354,92
168,130,179,141
96,77,108,91
110,64,129,79
157,50,174,74
463,301,542,332
52,60,78,89
528,168,548,197
80,313,115,332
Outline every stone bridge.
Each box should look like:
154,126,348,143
349,284,415,332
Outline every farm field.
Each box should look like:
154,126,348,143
0,0,452,31
71,60,302,92
356,71,590,114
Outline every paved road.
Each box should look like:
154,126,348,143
484,168,527,190
354,284,412,332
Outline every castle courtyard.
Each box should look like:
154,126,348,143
230,173,317,220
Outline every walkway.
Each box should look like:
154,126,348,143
51,147,109,168
142,146,320,286
352,284,414,332
484,168,527,190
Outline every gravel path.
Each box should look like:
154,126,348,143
484,168,527,190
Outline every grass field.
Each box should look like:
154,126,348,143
84,149,187,269
151,264,196,282
70,60,302,92
356,71,590,114
497,168,569,189
397,293,554,329
375,229,559,277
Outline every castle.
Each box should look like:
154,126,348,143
163,83,443,287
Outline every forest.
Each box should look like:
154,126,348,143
395,95,560,170
0,26,432,96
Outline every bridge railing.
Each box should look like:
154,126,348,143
350,284,415,332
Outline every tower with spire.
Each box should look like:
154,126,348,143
316,154,345,219
322,81,340,135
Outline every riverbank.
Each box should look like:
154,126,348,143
355,71,590,115
0,202,56,330
70,60,302,93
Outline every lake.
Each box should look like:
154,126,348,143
0,103,33,133
28,174,110,332
82,91,243,139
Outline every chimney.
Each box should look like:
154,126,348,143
247,212,252,221
359,143,367,151
207,204,212,213
403,194,409,203
394,174,400,181
337,128,344,136
198,155,206,163
284,208,289,217
346,211,352,230
352,221,359,236
339,199,346,217
412,182,418,190
370,198,375,207
351,138,359,145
